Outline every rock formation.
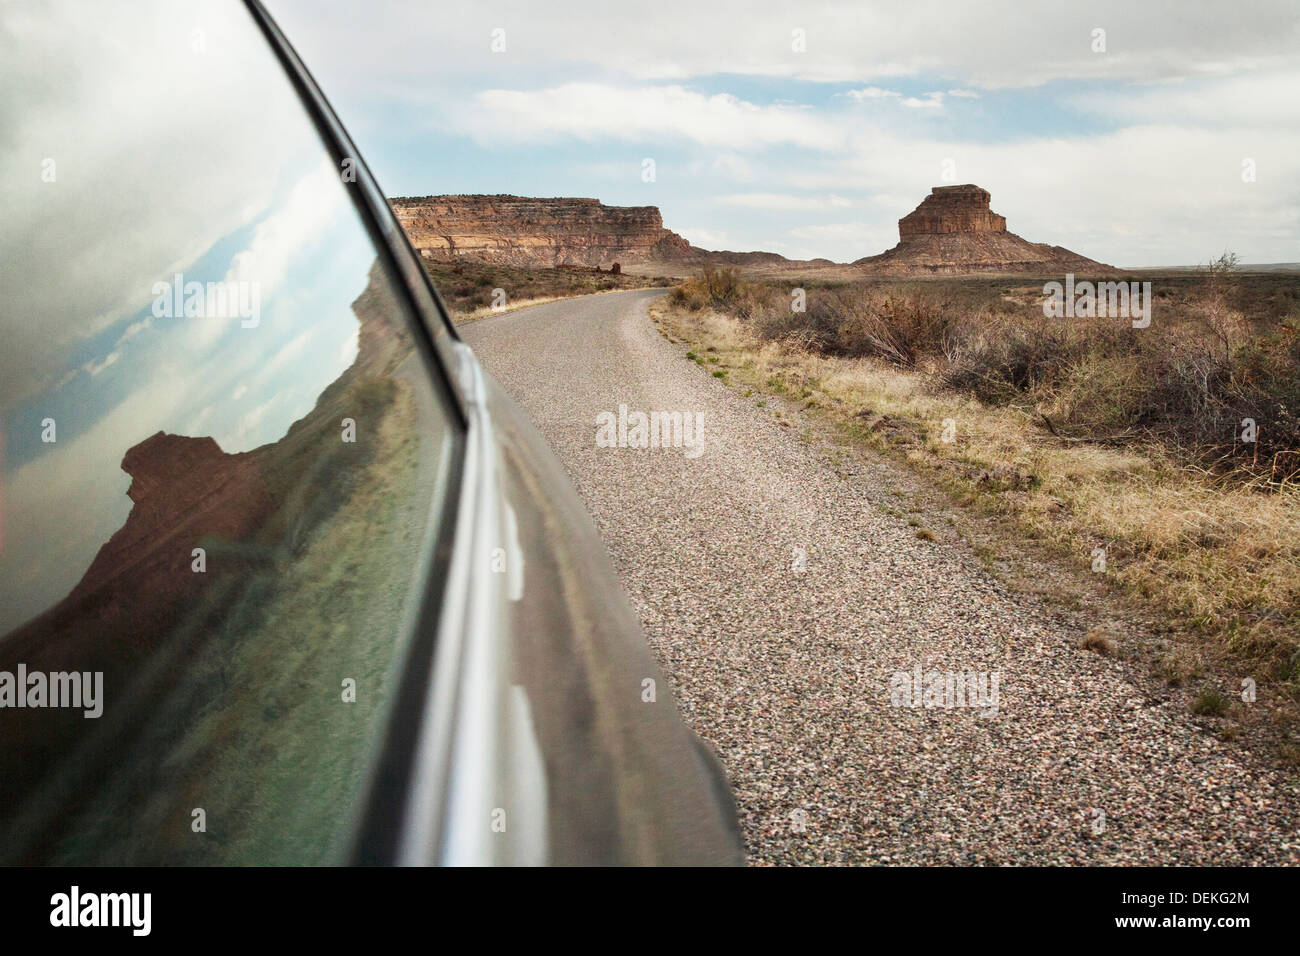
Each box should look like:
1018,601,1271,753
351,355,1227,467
391,189,1102,276
62,433,271,615
899,185,1006,236
391,195,692,268
0,258,416,854
856,184,1110,275
389,195,816,271
0,259,409,684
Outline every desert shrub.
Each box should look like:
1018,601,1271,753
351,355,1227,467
942,316,1089,402
828,290,943,366
699,264,738,306
750,285,984,367
668,257,1300,484
670,266,777,316
1039,341,1158,432
668,283,705,310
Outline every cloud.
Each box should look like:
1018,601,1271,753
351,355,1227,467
189,159,350,350
673,227,737,250
0,367,177,631
257,0,1300,267
1066,68,1300,127
114,318,152,347
456,83,843,151
267,0,1300,89
717,193,855,211
774,123,1300,266
845,89,977,109
843,87,900,101
901,92,945,109
686,153,764,182
219,396,281,450
0,0,385,632
0,0,306,408
789,221,901,253
82,352,120,377
430,74,1300,265
222,159,348,296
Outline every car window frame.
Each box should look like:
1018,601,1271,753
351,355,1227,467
243,0,470,864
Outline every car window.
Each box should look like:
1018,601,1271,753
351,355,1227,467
0,0,458,864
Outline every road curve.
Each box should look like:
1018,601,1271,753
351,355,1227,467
461,288,1300,865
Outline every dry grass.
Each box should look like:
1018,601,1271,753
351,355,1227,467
1080,630,1119,656
658,299,1300,719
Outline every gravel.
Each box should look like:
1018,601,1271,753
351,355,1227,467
461,289,1300,865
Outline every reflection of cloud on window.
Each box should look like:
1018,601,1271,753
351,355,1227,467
264,330,314,376
82,352,120,378
0,230,383,633
189,160,351,352
222,396,282,451
0,0,305,410
0,118,373,635
225,160,348,296
114,318,152,347
0,251,414,632
337,328,361,370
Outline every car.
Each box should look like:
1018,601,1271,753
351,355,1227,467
0,0,743,866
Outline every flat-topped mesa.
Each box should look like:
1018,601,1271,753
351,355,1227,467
388,194,815,270
389,194,694,268
898,184,1007,237
855,183,1110,275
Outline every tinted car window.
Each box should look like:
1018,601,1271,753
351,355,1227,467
0,0,458,863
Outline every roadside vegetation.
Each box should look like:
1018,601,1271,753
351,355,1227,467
423,259,667,320
662,261,1300,759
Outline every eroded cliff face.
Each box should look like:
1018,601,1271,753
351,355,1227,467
898,185,1007,237
390,189,1105,276
858,184,1109,275
390,195,697,268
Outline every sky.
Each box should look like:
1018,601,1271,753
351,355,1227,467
1,0,372,629
266,0,1300,268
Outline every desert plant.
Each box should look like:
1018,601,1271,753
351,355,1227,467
1191,687,1231,716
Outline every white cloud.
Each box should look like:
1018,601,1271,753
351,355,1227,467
1066,68,1300,127
0,0,384,632
843,87,901,101
0,0,306,408
435,71,1300,264
219,396,281,450
674,227,736,250
244,0,1300,268
789,221,901,254
769,122,1300,266
457,83,842,151
0,367,179,631
82,352,120,377
845,88,979,109
686,153,764,182
115,318,152,347
337,328,360,369
223,159,348,295
717,193,855,212
267,0,1300,89
901,92,945,109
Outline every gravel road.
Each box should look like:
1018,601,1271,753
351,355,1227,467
461,288,1300,865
